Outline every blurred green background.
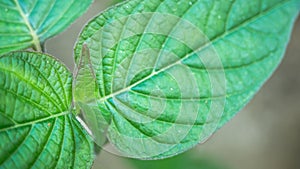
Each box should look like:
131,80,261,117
45,1,300,169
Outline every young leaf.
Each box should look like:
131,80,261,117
74,0,299,159
0,52,94,168
74,44,110,147
0,0,92,55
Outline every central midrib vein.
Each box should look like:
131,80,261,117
83,0,294,105
96,0,290,103
0,111,70,132
14,0,41,52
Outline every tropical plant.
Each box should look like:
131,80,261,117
0,0,299,168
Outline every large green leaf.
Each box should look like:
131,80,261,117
74,0,299,159
0,0,92,55
0,52,94,168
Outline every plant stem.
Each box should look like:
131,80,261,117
32,43,42,52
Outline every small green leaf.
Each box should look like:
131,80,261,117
0,0,92,55
74,44,110,146
0,52,94,168
74,0,299,159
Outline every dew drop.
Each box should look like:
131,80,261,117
5,8,8,12
217,15,222,19
189,1,193,5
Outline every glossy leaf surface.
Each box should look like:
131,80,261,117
0,52,94,168
0,0,92,55
74,0,299,159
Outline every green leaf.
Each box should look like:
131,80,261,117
0,52,94,168
0,0,92,55
74,0,299,159
74,44,110,147
129,151,229,169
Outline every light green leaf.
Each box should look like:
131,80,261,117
0,0,92,55
74,44,110,147
0,52,94,168
74,0,299,159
